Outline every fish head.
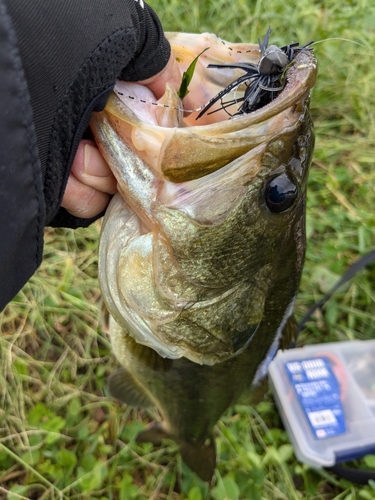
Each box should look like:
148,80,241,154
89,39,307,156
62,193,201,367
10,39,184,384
91,33,317,365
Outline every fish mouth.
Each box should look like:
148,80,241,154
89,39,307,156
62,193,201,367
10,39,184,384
100,34,317,183
91,32,317,365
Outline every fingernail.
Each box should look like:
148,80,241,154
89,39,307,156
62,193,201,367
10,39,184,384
84,143,91,175
82,142,112,179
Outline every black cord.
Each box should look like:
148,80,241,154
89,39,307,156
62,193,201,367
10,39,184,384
326,465,375,485
297,248,375,334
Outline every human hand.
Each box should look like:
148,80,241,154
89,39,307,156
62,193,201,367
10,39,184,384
62,54,182,219
61,140,117,219
2,0,182,310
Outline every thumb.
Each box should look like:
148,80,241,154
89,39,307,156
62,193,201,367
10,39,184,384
138,53,181,99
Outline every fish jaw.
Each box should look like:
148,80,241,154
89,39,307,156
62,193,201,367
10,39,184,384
91,33,317,365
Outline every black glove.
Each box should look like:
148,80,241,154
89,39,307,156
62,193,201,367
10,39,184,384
0,0,171,309
7,0,170,227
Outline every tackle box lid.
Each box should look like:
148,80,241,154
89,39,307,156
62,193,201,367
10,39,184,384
268,339,375,468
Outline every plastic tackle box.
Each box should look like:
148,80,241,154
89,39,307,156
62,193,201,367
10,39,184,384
268,340,375,467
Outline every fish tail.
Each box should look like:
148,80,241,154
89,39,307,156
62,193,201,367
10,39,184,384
136,423,216,482
180,434,216,483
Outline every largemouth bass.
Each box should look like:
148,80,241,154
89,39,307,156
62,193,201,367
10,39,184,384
91,32,317,481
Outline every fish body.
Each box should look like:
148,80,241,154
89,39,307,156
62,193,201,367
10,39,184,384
91,32,317,481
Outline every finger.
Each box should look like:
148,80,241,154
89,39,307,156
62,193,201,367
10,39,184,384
71,140,117,194
138,53,181,98
61,172,112,219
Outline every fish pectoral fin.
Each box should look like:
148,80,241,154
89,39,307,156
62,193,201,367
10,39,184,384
279,314,298,349
107,367,154,408
180,434,216,483
136,421,169,446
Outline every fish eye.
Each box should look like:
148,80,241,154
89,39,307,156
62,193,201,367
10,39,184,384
265,173,298,213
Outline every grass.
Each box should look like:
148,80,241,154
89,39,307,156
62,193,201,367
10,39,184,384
1,0,375,498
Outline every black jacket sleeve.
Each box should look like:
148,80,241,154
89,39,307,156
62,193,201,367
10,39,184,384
0,0,171,310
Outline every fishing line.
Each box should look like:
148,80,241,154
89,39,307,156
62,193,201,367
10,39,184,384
114,88,205,114
218,36,371,52
309,37,371,50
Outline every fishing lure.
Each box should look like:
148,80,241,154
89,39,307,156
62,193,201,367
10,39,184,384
196,27,314,118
